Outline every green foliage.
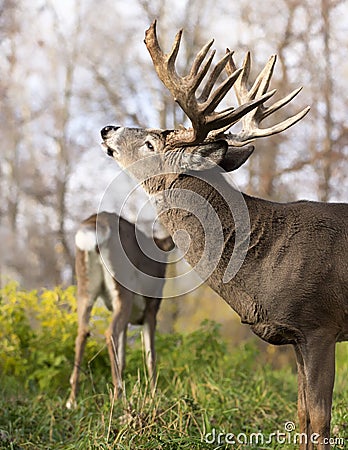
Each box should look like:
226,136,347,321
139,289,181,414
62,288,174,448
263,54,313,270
0,283,347,449
0,282,109,392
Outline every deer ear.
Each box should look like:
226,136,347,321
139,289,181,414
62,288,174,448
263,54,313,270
219,145,255,172
179,140,227,171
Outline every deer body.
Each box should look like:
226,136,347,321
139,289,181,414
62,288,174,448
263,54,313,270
103,127,348,447
108,138,348,346
66,212,174,409
99,22,347,448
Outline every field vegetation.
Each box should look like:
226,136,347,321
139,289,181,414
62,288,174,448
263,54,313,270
0,283,347,449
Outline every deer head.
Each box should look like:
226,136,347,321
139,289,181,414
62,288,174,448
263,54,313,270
101,20,309,179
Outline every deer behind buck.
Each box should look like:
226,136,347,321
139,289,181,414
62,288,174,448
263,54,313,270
66,211,174,409
100,22,348,449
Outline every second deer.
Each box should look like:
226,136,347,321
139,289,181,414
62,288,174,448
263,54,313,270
66,211,174,408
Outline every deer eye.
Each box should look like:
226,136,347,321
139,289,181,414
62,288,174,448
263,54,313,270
145,141,154,150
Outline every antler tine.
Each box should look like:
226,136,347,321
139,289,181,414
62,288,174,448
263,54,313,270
263,86,303,119
251,105,311,140
167,30,183,73
231,51,250,102
198,51,234,103
209,89,276,130
203,66,242,114
249,55,276,100
223,51,310,146
189,40,215,82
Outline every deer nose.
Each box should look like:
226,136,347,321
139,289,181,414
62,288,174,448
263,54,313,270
101,125,119,139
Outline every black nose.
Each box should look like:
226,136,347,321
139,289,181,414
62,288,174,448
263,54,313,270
101,125,119,139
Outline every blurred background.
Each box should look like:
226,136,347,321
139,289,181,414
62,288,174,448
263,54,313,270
1,0,347,355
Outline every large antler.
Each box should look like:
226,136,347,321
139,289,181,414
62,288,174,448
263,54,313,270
220,52,310,146
145,21,309,147
144,21,274,145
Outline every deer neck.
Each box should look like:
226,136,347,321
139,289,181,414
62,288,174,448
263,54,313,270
142,171,277,302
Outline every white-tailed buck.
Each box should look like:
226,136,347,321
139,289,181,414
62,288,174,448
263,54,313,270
66,211,174,409
100,21,348,449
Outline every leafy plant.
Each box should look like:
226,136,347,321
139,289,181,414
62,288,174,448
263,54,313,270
0,282,109,392
0,283,346,449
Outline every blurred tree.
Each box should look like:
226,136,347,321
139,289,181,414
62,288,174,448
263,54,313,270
0,0,346,346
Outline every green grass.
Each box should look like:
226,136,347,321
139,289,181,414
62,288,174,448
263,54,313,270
0,321,347,450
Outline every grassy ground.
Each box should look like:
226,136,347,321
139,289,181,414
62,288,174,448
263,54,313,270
0,321,347,450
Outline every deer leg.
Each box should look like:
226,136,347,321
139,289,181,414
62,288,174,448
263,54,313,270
143,299,158,393
105,287,133,399
66,297,94,409
294,345,314,450
299,334,336,450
